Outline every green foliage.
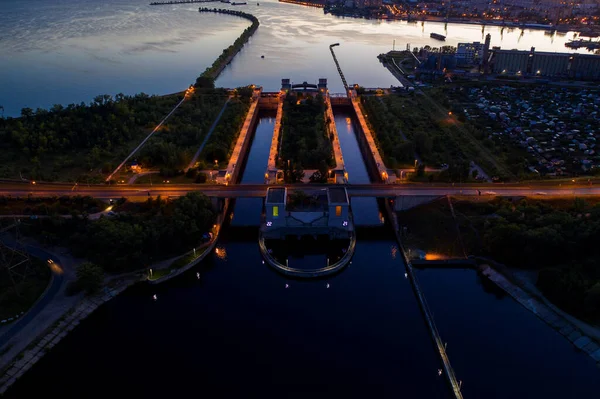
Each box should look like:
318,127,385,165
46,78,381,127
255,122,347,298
201,98,250,164
280,93,333,169
450,197,600,322
24,193,216,273
74,262,104,295
0,93,182,181
138,90,228,171
0,258,50,320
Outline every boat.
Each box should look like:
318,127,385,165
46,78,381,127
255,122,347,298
430,32,446,41
261,55,265,58
231,1,247,4
257,2,260,4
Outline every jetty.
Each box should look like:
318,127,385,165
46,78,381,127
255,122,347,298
150,0,217,5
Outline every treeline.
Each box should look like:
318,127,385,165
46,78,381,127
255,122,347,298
0,93,182,181
21,193,216,272
279,93,334,170
456,197,600,322
196,8,259,86
0,195,103,215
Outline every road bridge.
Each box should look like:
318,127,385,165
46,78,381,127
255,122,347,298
2,182,600,200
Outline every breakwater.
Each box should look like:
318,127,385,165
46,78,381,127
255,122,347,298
279,0,325,8
197,8,259,82
150,0,217,5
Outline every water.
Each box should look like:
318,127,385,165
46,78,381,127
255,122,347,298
333,109,381,226
231,111,275,226
3,1,600,396
0,0,589,116
5,237,450,398
416,268,600,398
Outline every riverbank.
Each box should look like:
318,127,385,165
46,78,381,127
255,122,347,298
0,272,143,395
147,205,226,284
397,196,600,364
479,262,600,365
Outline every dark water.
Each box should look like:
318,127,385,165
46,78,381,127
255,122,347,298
231,112,275,227
5,236,449,398
415,268,600,398
333,109,381,226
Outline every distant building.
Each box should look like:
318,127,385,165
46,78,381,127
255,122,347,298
355,0,382,8
456,41,484,64
491,47,600,79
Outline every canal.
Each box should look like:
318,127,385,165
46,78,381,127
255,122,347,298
332,107,381,227
231,111,276,227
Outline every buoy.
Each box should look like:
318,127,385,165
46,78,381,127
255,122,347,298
196,272,200,279
326,283,330,288
285,284,289,288
153,294,157,301
261,55,265,59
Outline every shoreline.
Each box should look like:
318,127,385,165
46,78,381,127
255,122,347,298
0,274,142,395
478,261,600,365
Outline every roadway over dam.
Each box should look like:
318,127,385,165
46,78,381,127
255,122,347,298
1,182,599,200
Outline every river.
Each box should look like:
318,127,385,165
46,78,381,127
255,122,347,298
0,0,592,116
3,1,600,397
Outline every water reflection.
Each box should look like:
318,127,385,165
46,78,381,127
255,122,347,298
1,0,590,115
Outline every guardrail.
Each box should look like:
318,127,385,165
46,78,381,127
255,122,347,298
385,201,464,399
259,230,355,278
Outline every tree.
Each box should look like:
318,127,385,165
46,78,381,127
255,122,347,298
195,76,215,89
76,262,104,295
584,282,600,321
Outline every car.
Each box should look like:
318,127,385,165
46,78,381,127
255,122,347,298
534,192,547,195
484,191,497,195
106,211,117,216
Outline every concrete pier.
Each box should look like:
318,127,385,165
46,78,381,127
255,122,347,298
220,88,262,185
266,92,285,184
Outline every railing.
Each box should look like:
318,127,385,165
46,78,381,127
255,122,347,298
385,201,464,399
258,230,356,278
329,44,348,91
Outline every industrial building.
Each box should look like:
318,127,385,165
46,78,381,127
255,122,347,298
491,47,600,79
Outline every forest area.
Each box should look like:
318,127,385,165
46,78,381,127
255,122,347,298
361,93,505,182
16,193,216,273
279,93,334,182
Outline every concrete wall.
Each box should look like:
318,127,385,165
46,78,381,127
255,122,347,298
325,93,345,171
394,195,442,211
266,93,285,183
225,88,262,184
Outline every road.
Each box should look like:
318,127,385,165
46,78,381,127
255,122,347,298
186,97,230,172
1,181,600,199
0,240,63,348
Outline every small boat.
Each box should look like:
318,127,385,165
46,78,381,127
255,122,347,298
231,1,247,4
257,2,260,4
430,32,446,41
261,55,265,58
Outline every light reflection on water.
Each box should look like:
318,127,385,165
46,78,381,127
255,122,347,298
1,0,591,116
